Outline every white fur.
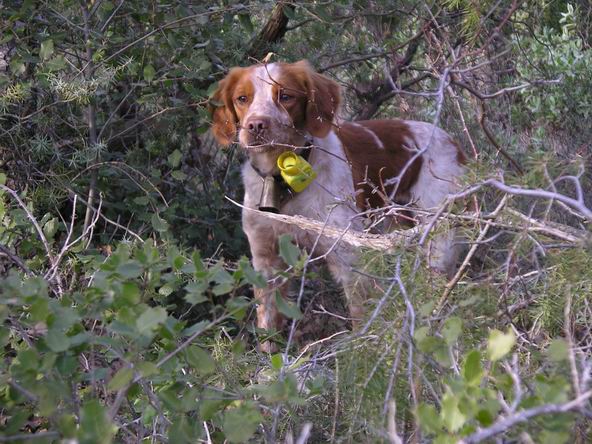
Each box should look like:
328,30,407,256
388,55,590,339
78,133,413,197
405,121,465,276
406,121,464,208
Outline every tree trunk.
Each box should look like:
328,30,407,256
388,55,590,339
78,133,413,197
247,3,295,61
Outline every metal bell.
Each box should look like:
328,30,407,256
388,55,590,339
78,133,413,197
258,176,280,213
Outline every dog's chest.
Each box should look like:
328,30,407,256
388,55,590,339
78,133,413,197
245,134,357,217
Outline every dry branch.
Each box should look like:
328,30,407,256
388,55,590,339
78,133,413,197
461,390,592,444
227,197,419,251
227,195,589,252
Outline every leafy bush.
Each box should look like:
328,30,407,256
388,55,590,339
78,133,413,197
2,1,592,443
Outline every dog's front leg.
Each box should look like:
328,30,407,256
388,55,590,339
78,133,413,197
243,212,287,352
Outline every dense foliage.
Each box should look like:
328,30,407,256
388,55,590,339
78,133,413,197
1,1,592,442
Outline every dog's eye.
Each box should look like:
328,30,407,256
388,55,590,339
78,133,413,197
236,95,248,104
279,93,293,102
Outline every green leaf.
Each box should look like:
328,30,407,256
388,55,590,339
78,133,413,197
120,282,140,304
258,374,302,404
207,82,219,98
4,410,28,434
40,39,54,60
416,403,442,434
168,149,183,168
283,5,296,20
58,414,77,438
487,329,516,361
442,317,462,345
462,350,483,386
547,338,569,362
168,415,202,443
540,430,570,444
46,54,67,71
192,251,205,274
238,13,254,33
10,58,26,75
199,389,227,420
185,345,215,375
213,282,234,295
158,283,175,297
440,392,466,433
133,196,149,205
271,353,283,370
159,388,183,412
414,327,446,357
151,214,169,232
172,255,185,270
414,326,429,345
117,261,143,279
171,170,187,180
182,320,208,337
108,367,133,391
475,408,494,426
275,291,302,320
211,266,235,295
136,307,167,335
222,403,263,443
535,375,570,404
238,257,266,288
43,217,58,240
212,265,234,284
278,234,300,266
143,64,156,82
184,281,208,305
45,328,70,352
29,297,49,322
226,296,250,320
78,400,115,444
136,361,159,377
419,301,435,317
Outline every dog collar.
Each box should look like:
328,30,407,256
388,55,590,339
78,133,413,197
250,143,313,213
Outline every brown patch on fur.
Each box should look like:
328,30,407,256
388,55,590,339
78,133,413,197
336,120,423,213
232,73,256,123
272,63,309,130
209,66,254,146
284,61,341,137
272,61,341,137
452,138,468,165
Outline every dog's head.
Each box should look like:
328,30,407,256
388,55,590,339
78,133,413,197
209,61,341,152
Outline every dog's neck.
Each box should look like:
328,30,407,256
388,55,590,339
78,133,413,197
246,134,313,177
247,147,286,177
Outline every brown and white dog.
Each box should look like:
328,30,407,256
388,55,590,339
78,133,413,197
210,60,465,346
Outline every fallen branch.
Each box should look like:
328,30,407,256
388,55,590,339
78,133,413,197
226,197,420,251
226,194,590,253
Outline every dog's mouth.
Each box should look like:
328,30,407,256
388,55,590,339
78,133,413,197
243,136,288,154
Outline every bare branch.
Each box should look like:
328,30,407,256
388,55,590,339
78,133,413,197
461,390,592,444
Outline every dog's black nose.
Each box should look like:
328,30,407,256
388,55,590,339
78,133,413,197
247,117,270,134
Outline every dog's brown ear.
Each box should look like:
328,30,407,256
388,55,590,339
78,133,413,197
209,68,244,146
297,61,341,138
